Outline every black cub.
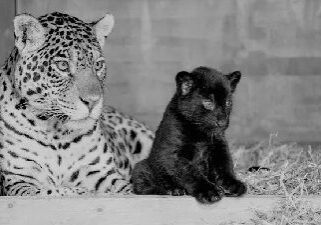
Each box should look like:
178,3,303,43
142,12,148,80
132,66,246,203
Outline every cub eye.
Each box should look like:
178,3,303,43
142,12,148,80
95,60,105,71
202,99,215,111
56,60,69,72
226,99,232,107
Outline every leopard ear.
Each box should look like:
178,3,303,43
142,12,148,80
14,14,46,55
176,71,193,95
226,71,241,92
93,13,114,47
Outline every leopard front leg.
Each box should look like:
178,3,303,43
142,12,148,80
43,186,93,196
2,173,93,196
3,178,48,196
84,168,132,194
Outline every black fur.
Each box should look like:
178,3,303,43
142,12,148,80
132,66,246,204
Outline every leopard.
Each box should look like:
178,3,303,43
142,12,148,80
0,12,154,196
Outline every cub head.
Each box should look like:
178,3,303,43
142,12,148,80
175,66,241,133
12,12,114,123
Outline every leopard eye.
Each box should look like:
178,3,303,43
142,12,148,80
95,59,105,71
202,99,215,111
56,60,70,72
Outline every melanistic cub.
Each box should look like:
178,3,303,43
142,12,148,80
132,66,246,203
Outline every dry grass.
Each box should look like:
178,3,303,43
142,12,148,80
233,139,321,195
251,196,321,225
231,135,321,224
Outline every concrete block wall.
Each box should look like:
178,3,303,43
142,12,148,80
12,0,321,143
0,1,14,64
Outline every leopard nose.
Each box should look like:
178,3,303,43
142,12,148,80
80,95,101,111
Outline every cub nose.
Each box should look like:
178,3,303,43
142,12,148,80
80,95,101,111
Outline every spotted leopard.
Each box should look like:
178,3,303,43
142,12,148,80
0,12,154,196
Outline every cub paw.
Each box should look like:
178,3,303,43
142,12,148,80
166,188,186,196
223,179,247,197
194,185,223,204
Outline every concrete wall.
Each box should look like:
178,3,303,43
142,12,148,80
11,0,321,143
0,1,15,64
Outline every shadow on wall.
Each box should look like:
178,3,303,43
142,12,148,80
12,0,321,143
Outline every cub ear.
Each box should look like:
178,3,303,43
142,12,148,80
93,13,114,47
14,14,46,55
175,71,193,95
226,71,241,92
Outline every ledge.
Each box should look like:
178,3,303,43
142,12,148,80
0,195,320,225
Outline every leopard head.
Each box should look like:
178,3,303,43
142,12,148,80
12,12,114,125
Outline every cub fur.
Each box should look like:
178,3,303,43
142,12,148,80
132,66,246,203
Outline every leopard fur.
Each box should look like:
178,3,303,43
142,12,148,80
0,12,154,196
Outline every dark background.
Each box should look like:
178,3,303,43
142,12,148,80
1,0,321,143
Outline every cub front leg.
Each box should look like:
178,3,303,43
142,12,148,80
210,142,247,197
132,159,168,195
173,159,224,204
132,158,224,203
